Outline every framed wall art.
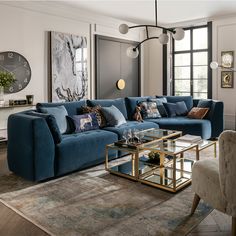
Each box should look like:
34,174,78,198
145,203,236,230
49,31,88,102
221,51,234,68
221,71,234,88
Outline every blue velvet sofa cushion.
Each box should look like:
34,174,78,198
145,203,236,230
36,100,86,116
87,98,128,120
158,96,193,111
56,130,118,175
103,121,159,139
148,117,211,139
125,96,151,120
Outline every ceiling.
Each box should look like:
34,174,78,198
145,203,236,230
54,0,236,25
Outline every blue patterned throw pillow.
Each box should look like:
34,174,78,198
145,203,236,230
72,113,99,133
139,101,161,119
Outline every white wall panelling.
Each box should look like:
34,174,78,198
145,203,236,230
212,16,236,129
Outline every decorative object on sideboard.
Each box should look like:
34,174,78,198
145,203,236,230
50,31,88,102
0,70,16,106
9,99,27,106
119,0,185,58
221,71,234,88
0,51,31,93
26,95,34,105
116,79,126,90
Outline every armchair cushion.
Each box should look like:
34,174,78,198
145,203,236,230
192,159,227,213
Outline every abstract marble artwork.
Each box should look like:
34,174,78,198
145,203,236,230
50,31,88,102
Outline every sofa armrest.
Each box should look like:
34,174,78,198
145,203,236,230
208,100,224,138
193,99,224,138
7,113,55,181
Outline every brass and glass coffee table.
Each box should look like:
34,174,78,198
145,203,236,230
105,129,217,193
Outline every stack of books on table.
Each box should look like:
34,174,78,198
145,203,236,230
176,134,202,143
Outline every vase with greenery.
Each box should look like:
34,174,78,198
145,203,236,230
0,71,16,105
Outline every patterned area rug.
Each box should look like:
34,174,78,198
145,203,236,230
0,151,213,236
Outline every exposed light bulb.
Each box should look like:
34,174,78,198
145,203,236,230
159,33,169,44
210,61,219,69
173,28,185,40
119,24,129,34
126,46,139,58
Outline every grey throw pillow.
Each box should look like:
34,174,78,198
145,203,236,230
40,105,68,134
101,105,126,127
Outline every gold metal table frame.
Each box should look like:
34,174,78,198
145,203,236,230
105,129,217,193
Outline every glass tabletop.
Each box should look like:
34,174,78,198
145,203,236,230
141,139,197,155
142,128,182,140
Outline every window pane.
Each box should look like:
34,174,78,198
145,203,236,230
175,80,190,92
193,52,208,65
193,27,208,50
175,30,190,51
193,66,207,79
193,92,208,99
175,53,190,66
175,92,191,96
193,79,207,93
175,67,190,79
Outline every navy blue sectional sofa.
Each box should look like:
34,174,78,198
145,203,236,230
7,96,223,181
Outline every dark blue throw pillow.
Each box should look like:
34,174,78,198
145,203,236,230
175,101,188,116
72,113,99,133
197,99,212,119
198,99,212,109
163,103,177,117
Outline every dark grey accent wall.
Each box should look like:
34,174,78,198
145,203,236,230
95,35,140,99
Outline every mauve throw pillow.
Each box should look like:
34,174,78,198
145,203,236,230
187,107,209,119
40,105,68,134
72,113,99,133
101,105,126,127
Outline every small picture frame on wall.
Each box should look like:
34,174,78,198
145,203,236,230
221,51,234,68
221,71,234,88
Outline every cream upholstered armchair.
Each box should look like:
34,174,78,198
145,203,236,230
191,130,236,235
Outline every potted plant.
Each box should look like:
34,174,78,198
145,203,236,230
0,71,16,105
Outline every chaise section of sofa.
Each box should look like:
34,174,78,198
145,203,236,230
125,96,224,139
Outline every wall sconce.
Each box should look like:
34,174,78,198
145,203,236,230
116,79,126,90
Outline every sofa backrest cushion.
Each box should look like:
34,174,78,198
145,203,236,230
87,98,128,120
125,96,151,120
157,96,193,111
36,100,86,116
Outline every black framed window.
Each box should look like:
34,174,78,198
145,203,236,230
172,22,212,99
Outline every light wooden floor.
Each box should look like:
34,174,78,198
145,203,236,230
0,142,232,236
